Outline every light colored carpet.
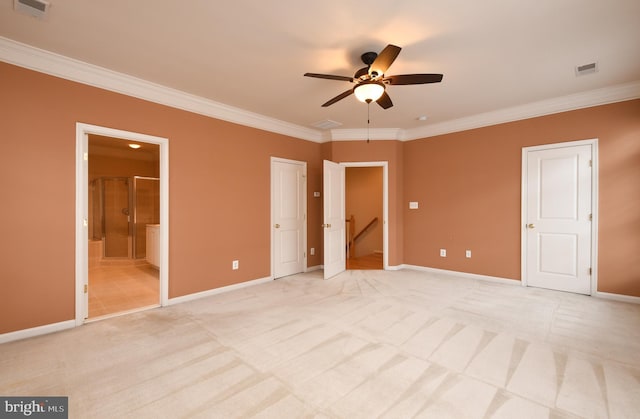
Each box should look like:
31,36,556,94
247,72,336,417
1,269,639,418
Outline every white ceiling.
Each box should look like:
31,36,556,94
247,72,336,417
1,0,639,140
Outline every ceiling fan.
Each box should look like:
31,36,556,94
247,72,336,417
304,44,443,109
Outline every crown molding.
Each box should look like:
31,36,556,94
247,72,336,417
2,37,638,144
402,80,640,141
329,128,403,141
0,36,324,143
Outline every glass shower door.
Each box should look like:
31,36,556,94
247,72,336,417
103,177,131,258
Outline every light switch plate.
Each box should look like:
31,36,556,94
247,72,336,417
409,201,419,209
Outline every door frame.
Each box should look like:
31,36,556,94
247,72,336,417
342,161,389,270
520,138,598,294
75,123,169,325
270,157,307,279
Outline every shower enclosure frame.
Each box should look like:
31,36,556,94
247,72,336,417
90,176,160,260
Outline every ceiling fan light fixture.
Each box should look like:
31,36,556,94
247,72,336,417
354,81,385,103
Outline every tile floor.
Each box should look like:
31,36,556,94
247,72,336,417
88,260,159,317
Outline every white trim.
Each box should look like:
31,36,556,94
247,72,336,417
270,157,308,279
402,81,640,141
306,265,323,272
330,128,403,141
341,161,389,270
167,276,273,306
0,36,322,143
521,139,598,295
0,320,76,344
401,264,519,285
594,291,640,305
2,37,638,145
75,123,169,325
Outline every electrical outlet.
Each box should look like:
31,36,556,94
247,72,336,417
310,247,315,256
466,250,472,258
232,260,239,270
440,249,447,257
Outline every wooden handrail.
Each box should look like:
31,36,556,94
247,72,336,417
353,217,378,243
346,216,378,259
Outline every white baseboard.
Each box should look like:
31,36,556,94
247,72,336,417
400,264,520,285
0,320,76,344
401,264,640,303
167,276,273,306
306,265,322,272
594,291,640,304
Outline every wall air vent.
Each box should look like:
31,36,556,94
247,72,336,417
14,0,50,19
575,62,598,77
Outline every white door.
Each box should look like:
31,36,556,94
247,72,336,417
323,160,346,279
272,158,306,278
523,143,594,294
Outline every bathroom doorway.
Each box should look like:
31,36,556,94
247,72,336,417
87,136,160,318
76,123,169,325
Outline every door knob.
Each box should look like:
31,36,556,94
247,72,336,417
274,224,280,228
322,223,331,228
527,223,535,229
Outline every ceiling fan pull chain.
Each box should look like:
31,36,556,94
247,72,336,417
367,102,371,143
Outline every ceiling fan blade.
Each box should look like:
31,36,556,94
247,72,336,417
376,91,393,109
369,44,401,77
322,89,354,107
304,73,354,82
385,74,443,85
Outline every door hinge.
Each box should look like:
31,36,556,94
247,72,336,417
84,152,88,161
589,159,592,167
589,213,592,221
304,252,306,258
588,268,592,275
84,284,88,293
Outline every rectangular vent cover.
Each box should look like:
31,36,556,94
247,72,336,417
311,119,342,130
575,62,598,76
14,0,50,19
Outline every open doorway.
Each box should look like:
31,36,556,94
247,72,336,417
76,123,169,325
87,135,160,318
345,164,386,270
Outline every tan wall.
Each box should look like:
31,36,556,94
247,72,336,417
346,167,383,257
1,60,638,336
0,62,323,334
403,99,640,296
89,137,160,180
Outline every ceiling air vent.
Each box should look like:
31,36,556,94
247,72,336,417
14,0,50,19
575,62,598,77
311,119,342,130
